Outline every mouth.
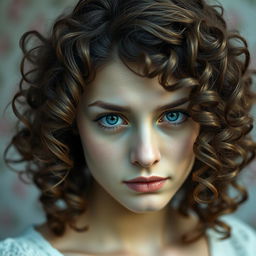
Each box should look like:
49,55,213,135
123,176,169,193
124,176,169,183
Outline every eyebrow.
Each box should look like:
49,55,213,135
87,97,190,112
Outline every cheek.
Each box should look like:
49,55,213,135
78,125,122,172
81,132,110,164
166,129,197,184
169,127,198,163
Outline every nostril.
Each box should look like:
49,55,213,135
131,158,160,169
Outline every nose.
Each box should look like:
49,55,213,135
130,126,161,169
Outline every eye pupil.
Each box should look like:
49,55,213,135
167,112,179,121
106,115,118,125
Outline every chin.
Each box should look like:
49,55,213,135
120,196,171,214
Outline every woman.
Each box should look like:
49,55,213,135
1,0,256,255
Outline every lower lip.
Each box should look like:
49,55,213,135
124,179,168,193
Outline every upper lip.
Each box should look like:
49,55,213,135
124,176,169,183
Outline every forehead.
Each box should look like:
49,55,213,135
83,58,192,108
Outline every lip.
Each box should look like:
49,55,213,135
123,176,169,193
124,176,169,183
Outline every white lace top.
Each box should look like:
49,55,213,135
0,216,255,256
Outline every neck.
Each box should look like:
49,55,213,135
49,181,197,255
78,181,178,254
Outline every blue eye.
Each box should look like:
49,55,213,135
94,110,190,132
96,114,127,131
104,115,119,125
161,111,189,125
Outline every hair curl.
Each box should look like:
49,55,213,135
4,0,256,242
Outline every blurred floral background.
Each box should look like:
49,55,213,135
0,0,256,239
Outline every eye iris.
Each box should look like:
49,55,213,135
106,115,118,125
166,112,179,121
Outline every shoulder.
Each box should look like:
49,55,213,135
208,215,256,256
0,227,64,256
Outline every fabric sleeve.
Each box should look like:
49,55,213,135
0,238,26,256
223,216,256,256
0,238,43,256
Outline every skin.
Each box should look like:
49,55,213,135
37,57,208,256
77,59,199,216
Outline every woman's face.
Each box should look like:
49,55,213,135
77,58,200,213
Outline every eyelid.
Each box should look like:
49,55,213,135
164,107,189,112
161,108,190,116
93,112,128,122
94,108,190,119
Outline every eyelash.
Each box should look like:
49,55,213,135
93,110,190,132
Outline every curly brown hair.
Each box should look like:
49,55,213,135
4,0,256,242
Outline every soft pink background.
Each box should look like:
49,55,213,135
0,0,256,239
